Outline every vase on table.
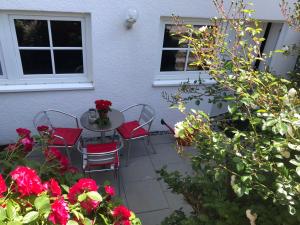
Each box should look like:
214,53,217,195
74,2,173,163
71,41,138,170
97,109,110,126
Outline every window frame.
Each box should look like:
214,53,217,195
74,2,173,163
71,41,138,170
0,42,6,78
0,11,92,87
155,18,213,83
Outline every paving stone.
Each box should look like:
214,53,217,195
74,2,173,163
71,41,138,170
121,156,157,183
137,209,172,225
164,191,193,215
150,134,175,145
124,179,169,213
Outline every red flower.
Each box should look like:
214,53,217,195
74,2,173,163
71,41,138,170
45,148,69,172
112,205,131,221
16,128,31,137
48,198,69,225
43,179,61,197
68,178,100,213
67,166,79,174
0,174,7,198
105,185,115,196
95,99,112,111
37,125,50,132
20,137,34,152
10,166,44,197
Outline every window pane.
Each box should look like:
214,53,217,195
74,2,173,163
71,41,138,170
163,24,188,48
0,63,3,75
14,20,50,47
54,50,83,74
51,21,82,47
20,50,52,74
160,50,187,71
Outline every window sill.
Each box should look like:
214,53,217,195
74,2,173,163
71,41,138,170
152,78,217,87
0,82,94,93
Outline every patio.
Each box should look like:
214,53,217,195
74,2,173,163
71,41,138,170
70,133,194,225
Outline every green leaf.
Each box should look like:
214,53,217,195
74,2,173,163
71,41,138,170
23,211,39,224
6,201,16,220
228,104,237,114
7,222,22,225
34,195,50,213
0,207,6,221
78,193,87,202
61,184,70,193
67,220,79,225
296,167,300,176
236,162,245,172
87,191,102,202
83,218,93,225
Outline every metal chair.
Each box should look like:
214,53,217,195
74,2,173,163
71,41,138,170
78,139,123,195
33,109,83,160
117,104,156,166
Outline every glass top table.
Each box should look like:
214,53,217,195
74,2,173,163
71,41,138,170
80,108,125,133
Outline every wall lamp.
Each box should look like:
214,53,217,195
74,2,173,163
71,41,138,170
125,8,139,29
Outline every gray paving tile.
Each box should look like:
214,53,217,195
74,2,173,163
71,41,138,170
121,156,157,183
137,209,171,225
124,139,148,158
164,191,193,215
151,134,175,145
124,179,169,213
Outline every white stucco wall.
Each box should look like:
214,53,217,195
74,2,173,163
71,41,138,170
0,0,298,144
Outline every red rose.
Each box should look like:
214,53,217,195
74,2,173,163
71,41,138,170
0,174,7,198
10,166,44,197
37,125,50,132
68,178,100,212
95,99,112,111
45,148,69,172
112,205,131,221
105,185,115,196
48,198,69,225
20,137,34,152
16,128,31,137
44,179,61,197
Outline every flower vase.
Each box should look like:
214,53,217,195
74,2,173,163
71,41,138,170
97,110,110,126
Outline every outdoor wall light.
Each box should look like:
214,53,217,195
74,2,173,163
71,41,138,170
125,8,139,29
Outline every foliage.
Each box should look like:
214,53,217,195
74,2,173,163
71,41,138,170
0,128,141,225
159,0,300,224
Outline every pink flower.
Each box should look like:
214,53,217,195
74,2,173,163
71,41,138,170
37,125,49,132
20,137,34,152
105,185,115,196
45,148,69,172
0,174,7,198
43,179,61,197
48,198,69,225
68,178,100,213
16,128,31,137
10,166,44,197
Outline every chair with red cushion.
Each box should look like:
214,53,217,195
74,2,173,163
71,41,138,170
77,139,123,194
33,109,83,161
117,104,156,166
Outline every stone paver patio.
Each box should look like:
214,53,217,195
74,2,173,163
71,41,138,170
71,134,194,225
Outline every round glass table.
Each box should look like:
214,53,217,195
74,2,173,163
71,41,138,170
80,108,125,140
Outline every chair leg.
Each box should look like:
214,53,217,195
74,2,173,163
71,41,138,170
126,141,132,167
147,136,156,154
115,168,121,196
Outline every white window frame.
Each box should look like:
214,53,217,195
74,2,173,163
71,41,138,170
0,11,93,91
154,18,213,86
0,42,6,78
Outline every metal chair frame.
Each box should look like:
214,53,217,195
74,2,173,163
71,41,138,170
77,139,124,195
33,109,82,160
119,103,156,166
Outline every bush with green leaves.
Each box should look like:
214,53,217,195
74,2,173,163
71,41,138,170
159,1,300,224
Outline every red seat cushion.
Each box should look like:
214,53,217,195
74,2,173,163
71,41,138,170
86,142,119,167
51,127,82,146
117,120,149,139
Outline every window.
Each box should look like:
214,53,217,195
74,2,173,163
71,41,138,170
155,19,213,84
0,44,4,76
0,12,91,91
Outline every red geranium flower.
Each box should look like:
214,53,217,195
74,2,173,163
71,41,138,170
48,198,69,225
43,178,61,197
112,205,131,221
16,128,31,137
37,125,50,132
105,185,115,196
0,174,7,198
68,178,100,213
20,137,34,152
45,148,69,172
95,99,112,111
10,166,44,197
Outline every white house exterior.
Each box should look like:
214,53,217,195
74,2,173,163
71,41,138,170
0,0,299,144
